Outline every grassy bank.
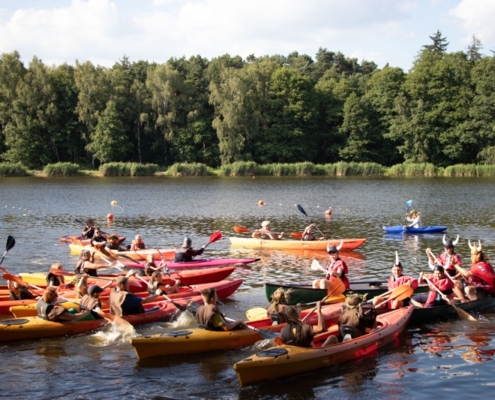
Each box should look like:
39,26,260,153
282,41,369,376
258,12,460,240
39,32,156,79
3,161,495,178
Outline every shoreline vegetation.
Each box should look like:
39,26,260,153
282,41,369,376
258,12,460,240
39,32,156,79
2,161,495,178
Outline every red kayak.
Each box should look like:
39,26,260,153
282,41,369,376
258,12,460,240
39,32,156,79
122,258,259,270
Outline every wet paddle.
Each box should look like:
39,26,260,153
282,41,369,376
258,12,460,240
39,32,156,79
423,276,477,321
301,278,346,323
296,204,326,239
0,235,16,264
369,285,414,310
310,259,328,274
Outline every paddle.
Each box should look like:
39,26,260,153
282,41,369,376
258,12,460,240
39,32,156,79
296,204,326,239
423,276,477,321
203,231,222,249
246,307,269,321
301,278,346,323
290,232,303,240
310,259,327,274
2,273,44,293
233,225,250,234
406,200,413,213
369,285,414,310
0,235,16,264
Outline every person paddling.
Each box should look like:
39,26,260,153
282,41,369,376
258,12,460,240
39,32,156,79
404,210,422,229
130,234,146,251
312,241,349,290
37,287,90,322
8,277,35,300
148,270,180,295
46,263,66,287
80,285,108,319
411,266,454,308
266,287,293,324
75,249,109,277
195,287,243,331
174,237,205,262
252,221,284,240
81,218,95,239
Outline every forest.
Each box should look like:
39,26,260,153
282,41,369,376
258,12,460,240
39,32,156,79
1,30,494,170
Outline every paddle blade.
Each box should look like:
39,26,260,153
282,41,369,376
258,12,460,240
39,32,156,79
6,235,15,251
389,285,414,302
452,305,477,321
290,232,303,239
207,231,222,246
327,278,346,297
297,204,308,217
233,225,250,233
75,218,85,226
50,269,74,277
246,307,268,321
2,273,28,287
310,259,325,272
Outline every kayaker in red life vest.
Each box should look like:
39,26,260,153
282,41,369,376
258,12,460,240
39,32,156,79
453,240,495,300
373,252,418,309
411,266,454,308
426,235,462,277
280,302,337,347
312,241,350,290
130,234,146,251
195,287,243,331
174,236,205,262
37,287,90,322
109,272,163,317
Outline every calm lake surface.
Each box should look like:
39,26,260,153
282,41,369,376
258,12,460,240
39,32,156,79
1,176,495,399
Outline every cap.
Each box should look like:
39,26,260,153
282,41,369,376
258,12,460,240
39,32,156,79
261,221,270,228
88,285,104,296
327,245,338,253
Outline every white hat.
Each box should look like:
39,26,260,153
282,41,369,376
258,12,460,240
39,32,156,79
261,221,270,228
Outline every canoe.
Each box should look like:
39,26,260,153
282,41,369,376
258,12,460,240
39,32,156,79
8,279,244,318
0,301,177,343
121,258,259,271
68,244,175,261
18,266,236,288
382,225,447,234
264,281,429,305
60,235,126,245
408,296,495,325
229,237,366,251
233,305,414,386
130,302,343,359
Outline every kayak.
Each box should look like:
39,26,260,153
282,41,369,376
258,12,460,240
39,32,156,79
18,266,236,288
229,237,366,251
121,257,259,270
382,225,447,234
8,279,244,318
265,281,429,305
409,296,495,325
233,305,414,386
68,244,175,261
131,302,343,359
60,235,126,245
0,301,177,343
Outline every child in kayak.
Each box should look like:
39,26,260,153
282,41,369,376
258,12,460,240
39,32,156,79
148,270,180,295
196,287,243,331
404,210,422,229
37,287,90,322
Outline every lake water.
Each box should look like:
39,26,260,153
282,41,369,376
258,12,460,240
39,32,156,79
1,176,495,399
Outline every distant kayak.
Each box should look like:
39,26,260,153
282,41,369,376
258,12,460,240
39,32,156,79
382,225,447,234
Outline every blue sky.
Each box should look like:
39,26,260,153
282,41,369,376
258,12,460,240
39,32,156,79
0,0,493,71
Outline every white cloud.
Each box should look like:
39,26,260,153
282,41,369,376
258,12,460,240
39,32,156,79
451,0,495,49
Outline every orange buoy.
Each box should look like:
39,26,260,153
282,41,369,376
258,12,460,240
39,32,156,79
258,200,264,206
325,208,332,216
107,213,114,221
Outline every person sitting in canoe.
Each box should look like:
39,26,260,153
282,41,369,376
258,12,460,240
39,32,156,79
426,235,462,277
280,302,336,347
46,263,66,287
453,240,495,300
8,277,36,300
404,210,422,229
37,287,90,322
106,233,126,252
80,285,107,319
266,287,293,324
174,236,205,262
411,266,454,308
148,271,180,295
75,249,109,277
130,234,146,251
196,287,244,331
301,223,325,241
252,221,284,240
372,252,418,309
81,218,95,239
339,294,376,340
110,272,163,317
312,241,350,290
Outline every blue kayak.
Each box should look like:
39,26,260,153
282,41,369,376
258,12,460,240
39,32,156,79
383,225,448,234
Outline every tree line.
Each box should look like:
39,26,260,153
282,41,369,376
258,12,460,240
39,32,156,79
1,30,494,170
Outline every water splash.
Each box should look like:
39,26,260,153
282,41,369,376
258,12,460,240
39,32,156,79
160,310,198,329
89,321,137,346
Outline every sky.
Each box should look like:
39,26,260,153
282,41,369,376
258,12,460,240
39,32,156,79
0,0,494,71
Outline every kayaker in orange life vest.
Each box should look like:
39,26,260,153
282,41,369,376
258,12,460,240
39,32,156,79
37,287,90,322
195,287,243,331
411,266,454,308
174,236,205,262
109,272,163,317
130,234,146,251
312,240,350,290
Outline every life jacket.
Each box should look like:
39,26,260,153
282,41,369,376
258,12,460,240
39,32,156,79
109,289,144,317
80,295,103,319
280,323,313,347
470,262,495,290
36,299,66,321
46,272,63,287
75,260,97,277
195,304,224,331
